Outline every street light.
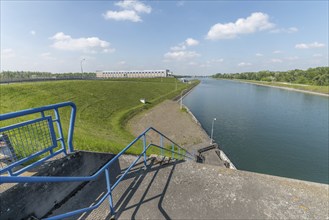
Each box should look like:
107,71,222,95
80,58,85,73
180,89,188,109
210,118,217,144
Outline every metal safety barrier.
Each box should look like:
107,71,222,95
0,102,76,176
0,102,194,219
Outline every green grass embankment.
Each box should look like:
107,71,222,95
0,78,198,155
236,80,329,95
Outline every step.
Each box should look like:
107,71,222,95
46,155,177,219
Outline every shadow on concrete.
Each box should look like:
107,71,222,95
80,157,184,220
1,151,117,220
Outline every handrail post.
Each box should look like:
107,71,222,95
160,135,163,156
54,108,66,154
172,144,174,159
143,135,147,168
67,104,76,153
105,168,115,217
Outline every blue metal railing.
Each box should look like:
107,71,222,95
0,102,76,176
0,103,195,219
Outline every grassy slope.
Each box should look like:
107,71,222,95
236,79,329,94
0,78,196,154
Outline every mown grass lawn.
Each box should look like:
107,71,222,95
0,78,196,155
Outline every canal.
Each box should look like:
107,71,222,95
183,79,329,184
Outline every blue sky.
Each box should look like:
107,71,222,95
1,1,328,75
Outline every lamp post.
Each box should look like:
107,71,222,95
180,89,188,109
210,118,216,144
80,58,85,73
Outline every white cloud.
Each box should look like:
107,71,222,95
164,51,200,61
285,56,299,61
50,32,114,53
211,58,224,63
206,12,275,40
200,59,224,68
255,53,263,57
288,27,298,33
271,58,283,63
118,60,126,65
165,38,200,61
270,27,298,34
188,61,198,66
313,54,323,57
171,44,186,51
207,59,224,64
1,48,15,59
30,30,36,36
185,38,199,46
170,38,199,51
103,10,141,22
115,0,151,13
40,52,56,60
238,62,252,67
295,42,326,49
104,0,151,22
273,50,283,54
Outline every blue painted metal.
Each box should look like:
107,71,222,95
143,134,147,167
0,102,76,175
160,135,163,156
1,102,194,219
105,168,115,215
53,108,66,155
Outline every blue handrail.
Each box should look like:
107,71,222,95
0,125,194,219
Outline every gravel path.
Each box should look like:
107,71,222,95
127,100,211,152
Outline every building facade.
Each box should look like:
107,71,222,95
96,69,171,78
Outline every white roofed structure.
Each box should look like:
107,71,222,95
96,69,171,78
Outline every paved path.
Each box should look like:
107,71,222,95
127,100,211,152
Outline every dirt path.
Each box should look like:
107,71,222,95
127,100,211,152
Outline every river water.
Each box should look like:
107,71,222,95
183,79,329,184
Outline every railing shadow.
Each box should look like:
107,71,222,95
81,157,184,220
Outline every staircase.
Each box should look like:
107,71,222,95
1,102,328,219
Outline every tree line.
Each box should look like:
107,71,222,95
213,67,329,86
0,71,96,80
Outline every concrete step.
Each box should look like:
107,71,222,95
47,155,178,219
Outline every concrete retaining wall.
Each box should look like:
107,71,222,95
0,151,116,219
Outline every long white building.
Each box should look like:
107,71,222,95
96,69,171,78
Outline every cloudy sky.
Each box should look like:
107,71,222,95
1,1,328,75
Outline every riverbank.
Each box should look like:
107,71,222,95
234,79,329,97
127,99,236,168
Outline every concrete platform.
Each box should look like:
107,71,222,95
52,154,328,219
1,152,328,219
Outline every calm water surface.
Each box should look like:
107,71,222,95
183,79,329,184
